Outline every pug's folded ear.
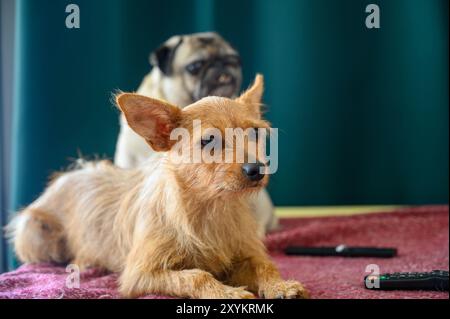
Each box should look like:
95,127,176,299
116,93,181,151
150,36,184,76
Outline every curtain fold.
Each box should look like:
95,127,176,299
8,0,449,269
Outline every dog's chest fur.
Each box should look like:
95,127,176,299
164,196,254,276
128,164,256,277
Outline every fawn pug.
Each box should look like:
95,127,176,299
6,75,308,299
115,32,243,169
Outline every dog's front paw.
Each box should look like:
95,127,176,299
259,280,309,299
219,286,255,299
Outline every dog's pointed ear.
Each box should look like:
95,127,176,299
150,37,183,75
236,74,264,117
116,93,181,151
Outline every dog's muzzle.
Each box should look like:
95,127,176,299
242,162,266,182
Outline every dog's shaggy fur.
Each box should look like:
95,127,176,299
6,75,308,299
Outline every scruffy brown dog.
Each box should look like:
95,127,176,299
6,75,308,299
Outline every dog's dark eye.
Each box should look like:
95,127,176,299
249,128,259,141
201,135,215,147
186,60,205,75
254,128,259,140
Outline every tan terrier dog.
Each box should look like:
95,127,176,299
6,75,308,299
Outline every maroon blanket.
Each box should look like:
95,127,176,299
1,205,448,299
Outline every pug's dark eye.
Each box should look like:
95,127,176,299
201,135,215,147
186,60,205,75
224,55,241,67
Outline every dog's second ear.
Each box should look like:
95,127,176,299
150,37,183,75
237,74,264,118
116,94,181,151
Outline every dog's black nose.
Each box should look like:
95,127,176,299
242,162,265,181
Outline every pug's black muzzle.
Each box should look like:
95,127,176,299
194,59,241,100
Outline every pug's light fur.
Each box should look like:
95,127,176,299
115,32,277,236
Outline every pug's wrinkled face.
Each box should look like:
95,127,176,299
151,32,243,103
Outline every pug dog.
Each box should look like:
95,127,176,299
114,32,278,236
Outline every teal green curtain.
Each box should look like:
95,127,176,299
8,0,449,267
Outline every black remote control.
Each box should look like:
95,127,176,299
285,245,397,258
364,270,449,291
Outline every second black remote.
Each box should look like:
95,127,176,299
364,270,449,291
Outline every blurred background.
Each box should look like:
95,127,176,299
0,0,448,272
